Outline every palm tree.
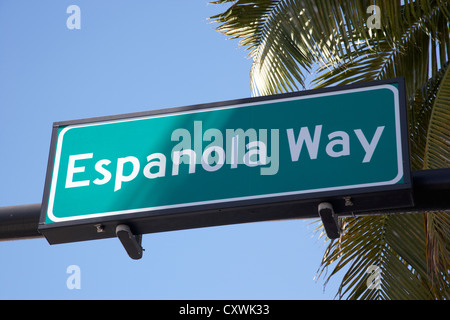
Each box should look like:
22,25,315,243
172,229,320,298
209,0,449,299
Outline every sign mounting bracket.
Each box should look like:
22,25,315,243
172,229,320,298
318,202,341,239
116,224,144,260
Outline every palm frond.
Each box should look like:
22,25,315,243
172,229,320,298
423,62,450,169
210,0,450,299
317,214,436,300
425,211,450,298
409,64,449,170
210,0,450,96
421,64,450,299
317,63,450,299
314,2,450,102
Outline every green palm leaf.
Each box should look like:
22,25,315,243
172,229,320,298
422,64,450,298
210,0,450,299
423,64,450,169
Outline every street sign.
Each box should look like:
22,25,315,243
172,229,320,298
39,78,412,244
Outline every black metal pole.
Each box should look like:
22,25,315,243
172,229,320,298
0,203,42,241
361,167,450,216
410,168,450,212
1,168,449,242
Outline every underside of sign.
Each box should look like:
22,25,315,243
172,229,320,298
38,78,413,245
39,186,413,245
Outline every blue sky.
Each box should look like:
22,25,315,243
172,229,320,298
0,0,344,299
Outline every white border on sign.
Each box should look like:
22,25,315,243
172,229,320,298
47,85,403,223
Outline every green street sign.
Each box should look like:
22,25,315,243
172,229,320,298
39,79,412,244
